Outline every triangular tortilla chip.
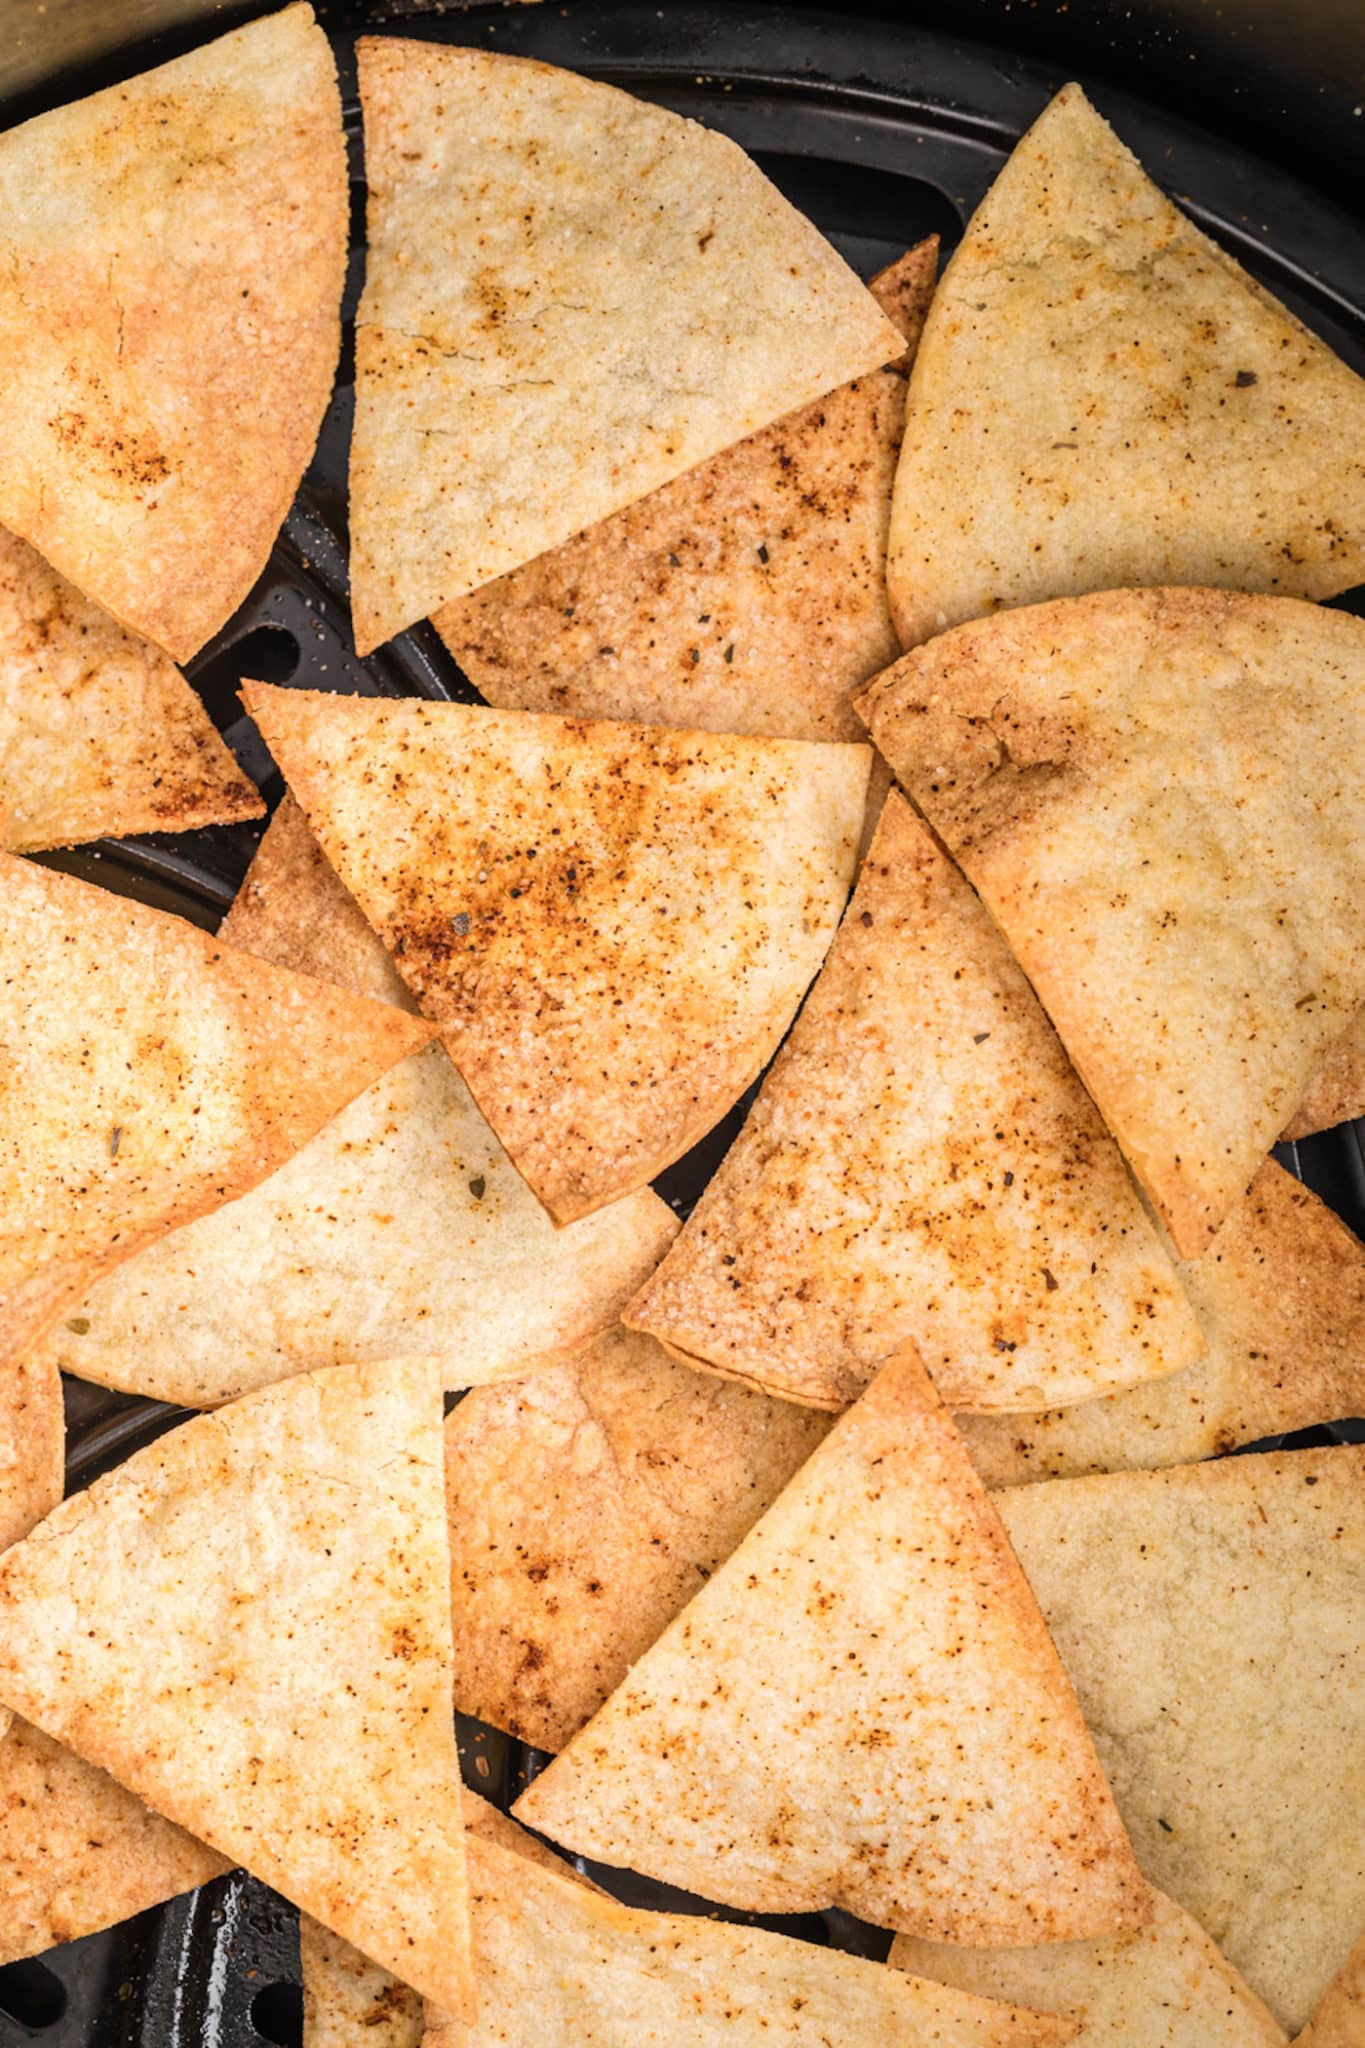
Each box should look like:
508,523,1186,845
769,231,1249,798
628,792,1200,1412
0,529,263,851
446,1325,829,1749
0,4,346,663
959,1161,1365,1484
1285,1009,1365,1140
891,1888,1287,2048
431,241,937,743
0,850,432,1373
0,1359,472,2014
1294,1934,1365,2048
37,804,677,1406
350,39,903,650
0,1716,229,1965
885,83,1365,647
997,1447,1365,2033
857,589,1365,1256
426,1825,1076,2048
516,1347,1147,1944
0,1354,64,1555
244,686,869,1221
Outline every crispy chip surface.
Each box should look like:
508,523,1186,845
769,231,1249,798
432,241,937,743
0,851,431,1375
959,1161,1365,1484
0,4,346,661
1294,1935,1365,2048
446,1325,829,1748
891,1888,1287,2048
516,1348,1147,1944
998,1448,1365,2032
886,83,1365,646
350,39,902,649
1285,1010,1365,1140
0,529,262,851
0,1354,64,1556
858,590,1365,1256
245,687,869,1221
628,794,1199,1411
0,1717,229,1966
0,1360,472,2015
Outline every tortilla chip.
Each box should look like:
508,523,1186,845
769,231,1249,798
0,4,346,663
997,1447,1365,2033
869,243,940,371
0,1716,229,1965
0,1359,472,2015
959,1161,1365,1484
516,1346,1147,1944
1285,1010,1365,1140
885,82,1365,647
459,1787,604,1892
890,1888,1287,2048
446,1325,829,1748
422,1827,1076,2048
1295,1934,1365,2048
431,241,937,744
0,529,263,851
244,686,869,1222
857,589,1365,1257
0,850,432,1375
628,793,1200,1412
301,1914,424,2048
0,1354,64,1556
350,39,903,650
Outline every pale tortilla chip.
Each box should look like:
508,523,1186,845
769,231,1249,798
0,4,346,663
446,1325,829,1748
858,589,1365,1257
628,793,1200,1412
1295,1934,1365,2048
38,803,677,1406
959,1161,1365,1484
997,1447,1365,2033
1285,1010,1365,1140
0,850,432,1376
350,39,903,650
0,528,263,851
0,1360,472,2015
891,1888,1287,2048
885,83,1365,647
431,241,938,744
516,1347,1147,1944
0,1353,64,1556
0,1716,229,1965
422,1828,1075,2048
244,686,869,1222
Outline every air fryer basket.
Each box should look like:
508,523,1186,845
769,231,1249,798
2,6,1363,2043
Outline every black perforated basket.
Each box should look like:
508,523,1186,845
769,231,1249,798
1,6,1362,2042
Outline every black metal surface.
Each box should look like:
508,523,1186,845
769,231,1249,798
0,8,1362,2045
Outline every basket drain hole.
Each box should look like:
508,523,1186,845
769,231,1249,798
0,1958,66,2029
250,1979,304,2047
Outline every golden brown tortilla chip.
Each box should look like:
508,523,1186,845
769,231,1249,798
431,241,938,744
858,589,1365,1257
301,1914,424,2048
40,800,677,1404
350,39,903,650
445,1325,829,1748
0,1716,229,1965
0,4,346,663
891,1888,1287,2048
0,528,263,851
422,1828,1076,2048
1285,1010,1365,1140
516,1347,1147,1945
0,1353,64,1556
958,1161,1365,1484
244,685,869,1222
868,243,940,371
628,793,1199,1412
0,1360,472,2015
997,1447,1365,2033
1294,1934,1365,2048
886,83,1365,647
0,849,432,1376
